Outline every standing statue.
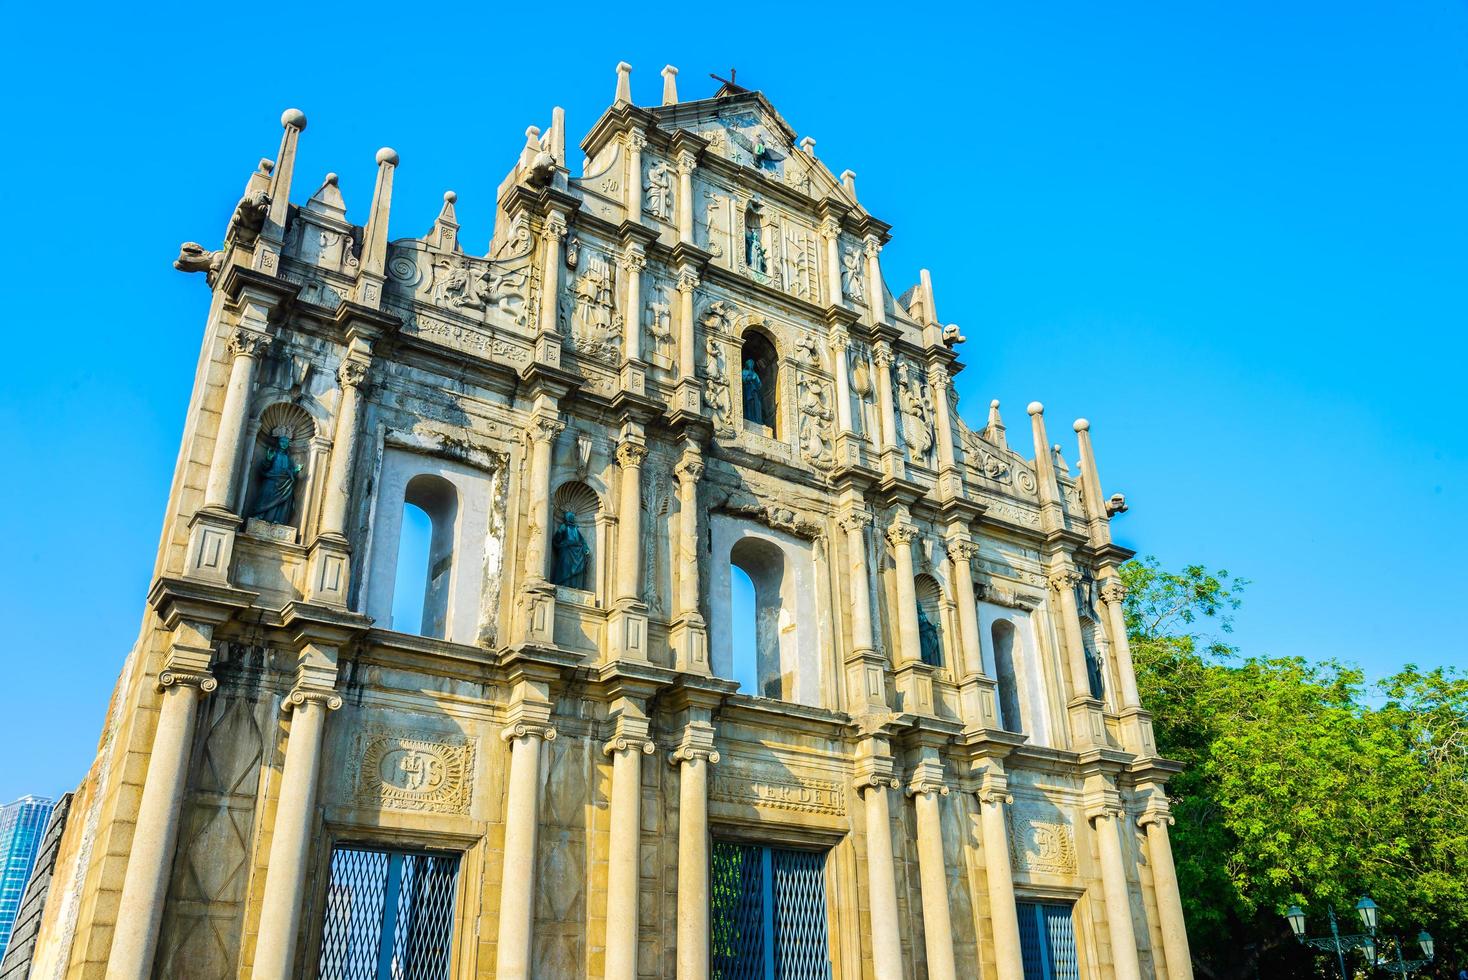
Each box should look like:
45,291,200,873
745,217,766,273
741,359,765,425
1084,642,1106,700
644,160,673,220
249,434,301,524
916,604,942,666
551,510,590,590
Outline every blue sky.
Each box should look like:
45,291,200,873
0,2,1463,799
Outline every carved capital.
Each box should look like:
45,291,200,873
929,368,952,390
530,413,566,444
871,342,894,368
675,149,698,173
838,511,874,534
819,217,842,240
676,271,700,294
615,442,649,468
885,521,920,548
626,131,648,151
827,328,850,352
337,358,370,390
284,686,343,712
228,329,272,360
543,213,568,238
946,538,979,563
1048,569,1082,593
1137,805,1175,830
619,249,647,273
975,765,1012,807
603,735,657,757
906,772,950,799
156,669,218,695
668,721,719,766
502,721,557,743
1100,581,1128,605
853,758,901,793
863,238,881,259
675,455,705,484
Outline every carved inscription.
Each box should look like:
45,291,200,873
1009,800,1078,875
711,765,845,816
349,728,476,815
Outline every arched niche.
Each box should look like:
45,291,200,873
977,602,1054,746
243,402,316,533
550,480,602,596
914,573,947,669
990,619,1023,733
739,330,779,436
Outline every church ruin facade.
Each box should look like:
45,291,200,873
26,65,1194,979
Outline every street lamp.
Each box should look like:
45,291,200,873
1283,897,1435,978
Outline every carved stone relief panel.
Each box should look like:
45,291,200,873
710,763,845,817
1009,799,1078,876
347,726,477,815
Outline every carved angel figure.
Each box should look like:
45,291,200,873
644,161,674,220
797,377,833,464
704,338,732,429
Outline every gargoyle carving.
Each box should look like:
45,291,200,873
228,189,271,246
175,242,223,285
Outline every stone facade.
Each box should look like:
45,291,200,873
27,65,1194,979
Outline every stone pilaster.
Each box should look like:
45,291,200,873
928,367,964,500
840,509,887,710
675,149,697,242
1087,783,1143,980
871,341,902,479
306,354,370,606
607,435,649,661
625,131,646,223
496,683,558,980
674,270,701,416
520,411,564,645
907,758,957,980
1050,565,1106,747
887,516,935,715
947,535,1000,728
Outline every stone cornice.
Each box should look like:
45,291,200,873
148,576,259,630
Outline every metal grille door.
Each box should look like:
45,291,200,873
1016,901,1079,980
710,842,832,980
317,846,460,980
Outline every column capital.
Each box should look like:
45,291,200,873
615,441,649,468
676,270,700,294
618,246,647,272
543,212,569,238
929,367,952,389
853,755,900,792
1137,805,1174,830
871,340,894,366
626,130,648,151
906,760,950,798
604,734,657,757
975,767,1013,807
885,520,920,548
946,537,979,563
827,326,850,351
1084,786,1126,823
336,357,371,390
284,686,343,712
502,720,557,743
675,148,699,173
862,237,882,259
668,721,719,766
1048,568,1082,592
819,216,842,240
1101,580,1128,605
228,327,272,359
529,412,566,444
675,454,705,483
157,669,217,694
838,510,874,533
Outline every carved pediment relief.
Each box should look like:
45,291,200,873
386,241,534,334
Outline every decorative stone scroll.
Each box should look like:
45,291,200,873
710,764,845,817
348,727,477,815
1009,800,1078,875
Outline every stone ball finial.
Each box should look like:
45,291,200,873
990,399,1001,409
662,64,678,76
1073,418,1090,432
1027,401,1044,416
324,172,339,185
617,60,633,72
444,190,458,203
281,108,307,131
526,125,541,140
375,147,399,166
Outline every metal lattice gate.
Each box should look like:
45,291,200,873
710,842,833,980
1016,901,1080,980
317,846,460,980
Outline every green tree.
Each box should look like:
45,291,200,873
1122,556,1467,978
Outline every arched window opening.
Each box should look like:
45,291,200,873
551,481,600,592
739,331,778,435
393,474,457,639
914,574,945,669
991,619,1023,733
730,537,787,699
730,564,759,695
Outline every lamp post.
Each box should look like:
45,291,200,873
1284,897,1434,979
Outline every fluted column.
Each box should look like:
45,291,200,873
496,717,557,980
626,132,645,222
676,150,697,242
524,413,565,585
975,768,1026,980
855,759,903,980
671,723,718,980
250,683,342,980
318,357,369,537
670,450,709,673
1092,800,1143,980
1140,804,1193,979
204,328,272,511
886,519,922,665
620,248,646,364
821,217,843,305
829,329,854,434
1101,578,1142,709
908,762,957,980
871,341,900,475
614,440,647,605
603,721,656,979
105,633,217,980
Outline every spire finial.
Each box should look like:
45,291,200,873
615,62,633,105
430,190,459,252
984,399,1008,451
353,146,397,307
840,169,857,199
662,65,679,105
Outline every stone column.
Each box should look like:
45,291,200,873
626,131,646,222
821,217,843,305
975,768,1026,980
928,367,957,472
854,759,903,980
676,149,697,242
496,717,557,980
676,271,699,381
613,440,647,605
250,675,342,980
105,629,218,980
840,510,886,709
620,248,646,364
603,719,656,980
318,357,369,537
828,329,854,434
670,450,709,673
863,237,884,326
1100,578,1142,709
1091,800,1143,980
1140,805,1193,980
671,722,718,980
524,413,565,586
537,214,567,338
871,341,901,476
886,519,922,665
203,328,272,512
1050,566,1104,747
908,762,957,980
946,538,982,679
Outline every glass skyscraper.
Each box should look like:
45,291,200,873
0,796,55,962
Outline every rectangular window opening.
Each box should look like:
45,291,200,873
1017,900,1080,980
316,844,460,980
710,841,832,980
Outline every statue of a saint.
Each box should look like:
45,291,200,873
1084,642,1106,700
249,434,301,524
741,359,765,425
551,510,590,590
745,219,766,273
644,161,673,220
917,603,942,666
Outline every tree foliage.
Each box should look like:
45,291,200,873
1122,556,1467,978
